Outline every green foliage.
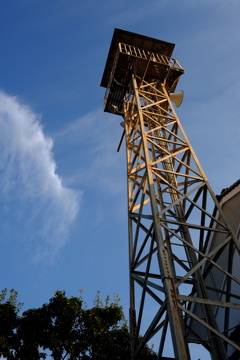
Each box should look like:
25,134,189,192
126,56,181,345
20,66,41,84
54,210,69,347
0,288,23,311
80,291,130,359
0,289,157,360
0,289,23,358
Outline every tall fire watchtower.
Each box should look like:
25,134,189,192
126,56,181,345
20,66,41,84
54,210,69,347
101,29,240,360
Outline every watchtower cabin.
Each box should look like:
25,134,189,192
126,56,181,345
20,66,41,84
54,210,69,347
100,28,184,116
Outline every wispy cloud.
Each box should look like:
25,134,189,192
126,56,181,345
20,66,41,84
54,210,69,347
0,91,80,262
53,109,127,230
54,109,126,194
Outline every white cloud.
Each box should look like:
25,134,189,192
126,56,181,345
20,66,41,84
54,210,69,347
54,109,126,195
53,108,127,231
0,91,80,262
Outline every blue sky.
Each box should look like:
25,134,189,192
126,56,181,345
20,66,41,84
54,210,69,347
0,0,240,358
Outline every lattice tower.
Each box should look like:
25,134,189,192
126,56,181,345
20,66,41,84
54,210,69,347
101,29,240,360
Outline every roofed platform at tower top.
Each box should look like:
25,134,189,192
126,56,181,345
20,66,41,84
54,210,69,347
100,28,185,115
101,28,176,88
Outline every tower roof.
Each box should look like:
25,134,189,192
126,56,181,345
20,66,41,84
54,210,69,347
100,29,184,115
101,28,175,88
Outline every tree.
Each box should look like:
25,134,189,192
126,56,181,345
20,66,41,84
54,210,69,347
79,292,131,359
0,289,22,359
0,290,157,359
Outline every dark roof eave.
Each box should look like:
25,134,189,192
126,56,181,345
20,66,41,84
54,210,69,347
217,179,240,201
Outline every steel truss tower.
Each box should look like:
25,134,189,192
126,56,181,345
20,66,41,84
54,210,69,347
101,29,240,360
